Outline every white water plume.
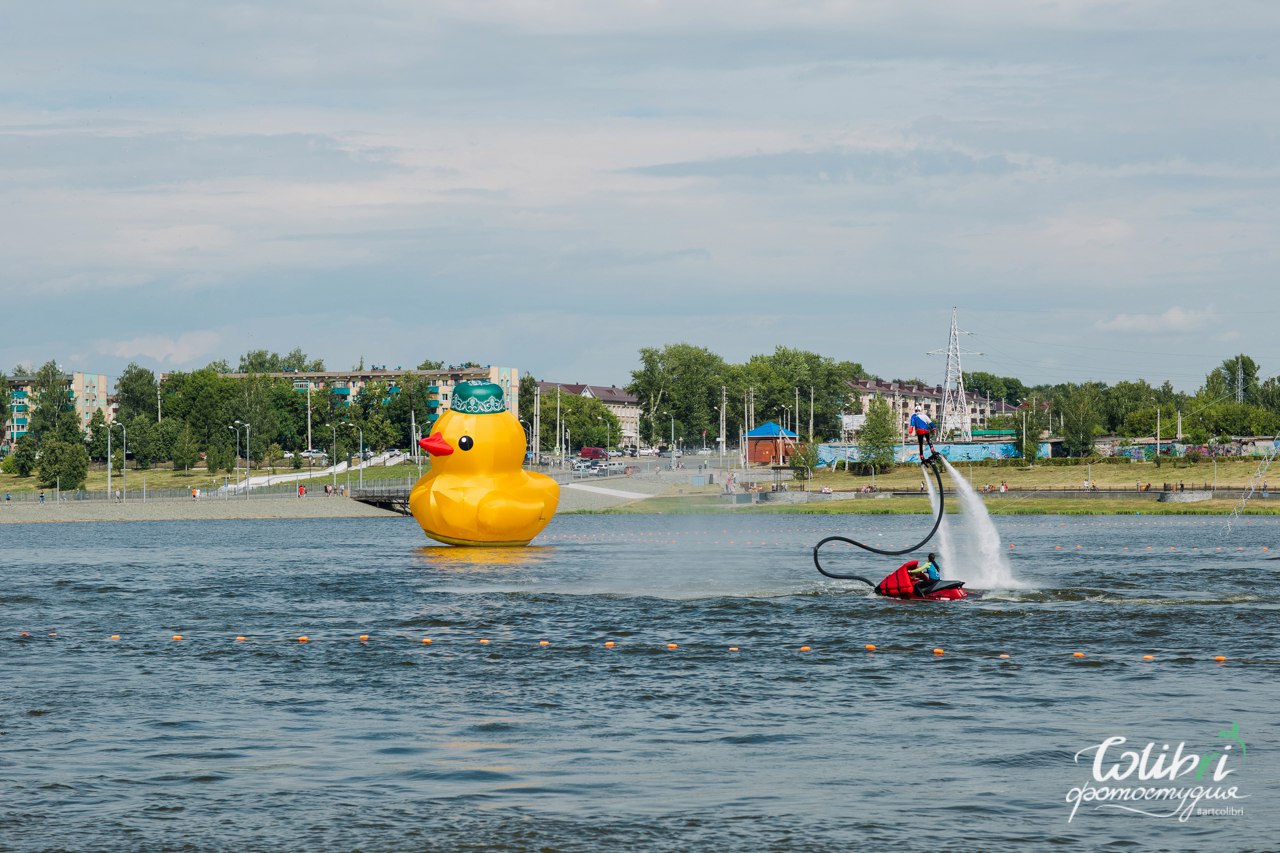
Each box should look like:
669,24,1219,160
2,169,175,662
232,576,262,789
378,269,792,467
923,470,958,576
936,458,1020,589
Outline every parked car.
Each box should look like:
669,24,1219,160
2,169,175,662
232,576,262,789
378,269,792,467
301,449,328,460
579,447,609,461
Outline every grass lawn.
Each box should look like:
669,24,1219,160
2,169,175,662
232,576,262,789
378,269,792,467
805,457,1271,493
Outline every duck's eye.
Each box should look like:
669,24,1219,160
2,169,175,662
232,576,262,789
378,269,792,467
458,435,474,451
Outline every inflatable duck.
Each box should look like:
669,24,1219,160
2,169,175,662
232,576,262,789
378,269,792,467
409,381,559,546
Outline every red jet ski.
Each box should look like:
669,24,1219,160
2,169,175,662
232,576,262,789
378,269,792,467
875,561,969,601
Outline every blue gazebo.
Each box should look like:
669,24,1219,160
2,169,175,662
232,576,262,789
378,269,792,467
745,421,799,465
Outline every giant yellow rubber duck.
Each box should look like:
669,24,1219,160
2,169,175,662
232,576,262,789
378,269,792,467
409,380,559,546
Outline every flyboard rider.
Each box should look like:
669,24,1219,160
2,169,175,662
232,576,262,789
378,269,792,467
908,404,937,464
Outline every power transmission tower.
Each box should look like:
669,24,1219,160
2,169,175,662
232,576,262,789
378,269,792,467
928,307,982,442
1237,357,1244,404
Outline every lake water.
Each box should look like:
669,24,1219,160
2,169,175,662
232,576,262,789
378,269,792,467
2,513,1276,851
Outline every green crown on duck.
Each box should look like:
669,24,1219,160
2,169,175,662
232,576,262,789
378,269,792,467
450,380,506,414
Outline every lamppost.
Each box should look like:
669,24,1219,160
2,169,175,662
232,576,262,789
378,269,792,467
662,411,675,468
228,424,241,491
111,422,128,502
1149,398,1161,463
329,423,338,494
108,422,127,501
344,422,364,491
598,415,610,452
235,420,251,499
520,419,533,463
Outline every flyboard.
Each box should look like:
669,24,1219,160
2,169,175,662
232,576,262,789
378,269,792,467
812,454,972,601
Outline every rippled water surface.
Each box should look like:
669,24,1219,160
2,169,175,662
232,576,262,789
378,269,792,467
2,514,1277,851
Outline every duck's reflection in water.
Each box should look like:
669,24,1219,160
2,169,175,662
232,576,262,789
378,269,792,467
413,545,553,573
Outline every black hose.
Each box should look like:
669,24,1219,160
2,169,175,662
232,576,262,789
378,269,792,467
812,456,946,585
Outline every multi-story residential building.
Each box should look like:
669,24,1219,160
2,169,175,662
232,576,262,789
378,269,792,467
3,372,110,451
538,382,641,449
847,378,1010,437
218,365,520,432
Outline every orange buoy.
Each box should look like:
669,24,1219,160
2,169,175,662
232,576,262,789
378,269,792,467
297,636,309,643
538,640,550,646
358,635,370,641
728,646,740,652
604,641,616,648
18,632,29,637
1214,655,1227,662
932,648,944,655
998,654,1010,659
478,639,490,645
421,638,433,645
799,646,811,652
1142,655,1155,661
235,636,247,642
666,643,678,650
109,635,121,640
172,635,183,641
1072,652,1085,658
865,644,876,651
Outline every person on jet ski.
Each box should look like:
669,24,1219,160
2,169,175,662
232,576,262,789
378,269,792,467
909,405,937,463
908,553,942,587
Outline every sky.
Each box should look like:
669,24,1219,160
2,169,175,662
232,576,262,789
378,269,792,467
2,1,1277,393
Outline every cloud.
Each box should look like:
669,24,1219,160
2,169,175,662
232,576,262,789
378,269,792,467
633,146,1018,182
1094,307,1216,334
98,331,223,366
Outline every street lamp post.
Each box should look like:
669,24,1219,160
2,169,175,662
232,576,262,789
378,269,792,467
662,411,675,468
344,422,364,491
235,420,250,499
329,424,338,494
111,422,128,502
228,424,241,491
598,415,610,453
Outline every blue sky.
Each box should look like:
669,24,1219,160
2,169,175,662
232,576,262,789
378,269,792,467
3,1,1277,392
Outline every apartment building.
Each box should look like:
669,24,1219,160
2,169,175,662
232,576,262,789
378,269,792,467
538,382,641,449
3,371,110,451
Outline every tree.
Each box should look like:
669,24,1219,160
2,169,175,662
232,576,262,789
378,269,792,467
1205,354,1260,405
126,416,158,470
28,360,80,446
628,343,728,447
518,373,539,427
37,438,89,489
116,363,158,422
538,394,617,452
858,397,898,471
416,358,444,371
1057,384,1102,457
85,410,110,462
966,372,1029,407
6,437,37,476
171,423,200,472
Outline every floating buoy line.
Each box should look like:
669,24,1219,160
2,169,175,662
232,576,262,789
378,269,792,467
8,631,1270,665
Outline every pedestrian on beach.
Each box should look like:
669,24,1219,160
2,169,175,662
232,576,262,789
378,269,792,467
39,490,45,504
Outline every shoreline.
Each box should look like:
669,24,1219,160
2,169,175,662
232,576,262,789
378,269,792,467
0,495,400,524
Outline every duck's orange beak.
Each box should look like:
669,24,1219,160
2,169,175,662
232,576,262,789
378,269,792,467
419,433,453,456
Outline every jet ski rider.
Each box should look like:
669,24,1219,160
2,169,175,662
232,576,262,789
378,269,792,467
909,553,942,588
